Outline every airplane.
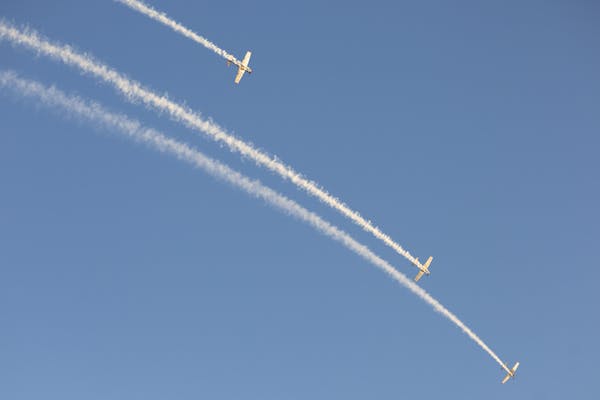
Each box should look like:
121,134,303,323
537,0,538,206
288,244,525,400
226,51,252,84
413,256,433,282
501,362,520,384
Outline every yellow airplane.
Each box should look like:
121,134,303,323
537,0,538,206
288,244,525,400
501,362,520,384
226,51,252,84
413,256,433,282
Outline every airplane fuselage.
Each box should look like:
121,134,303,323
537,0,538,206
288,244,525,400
226,57,251,71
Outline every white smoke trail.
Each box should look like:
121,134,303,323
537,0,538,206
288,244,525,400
116,0,239,63
0,70,512,375
0,22,427,276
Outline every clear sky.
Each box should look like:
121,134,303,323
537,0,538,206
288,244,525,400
1,1,599,399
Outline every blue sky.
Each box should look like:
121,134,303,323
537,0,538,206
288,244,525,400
1,1,599,398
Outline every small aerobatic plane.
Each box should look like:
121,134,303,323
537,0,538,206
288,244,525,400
413,256,433,282
226,51,252,84
501,362,520,384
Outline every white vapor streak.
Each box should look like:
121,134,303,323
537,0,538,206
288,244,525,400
0,23,425,275
0,70,511,374
116,0,238,63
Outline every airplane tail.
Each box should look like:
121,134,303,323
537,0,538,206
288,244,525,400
234,51,252,84
414,256,433,282
501,362,520,384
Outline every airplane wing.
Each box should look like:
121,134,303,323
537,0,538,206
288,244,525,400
423,256,433,271
501,362,520,384
234,68,245,84
414,270,425,282
234,51,252,84
414,256,433,282
241,51,252,68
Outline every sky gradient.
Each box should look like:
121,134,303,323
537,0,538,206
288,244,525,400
1,1,599,399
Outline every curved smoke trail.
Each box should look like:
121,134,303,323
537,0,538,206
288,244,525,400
115,0,239,63
0,21,427,274
0,70,513,375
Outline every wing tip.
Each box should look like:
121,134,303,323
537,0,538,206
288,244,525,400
414,270,425,282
